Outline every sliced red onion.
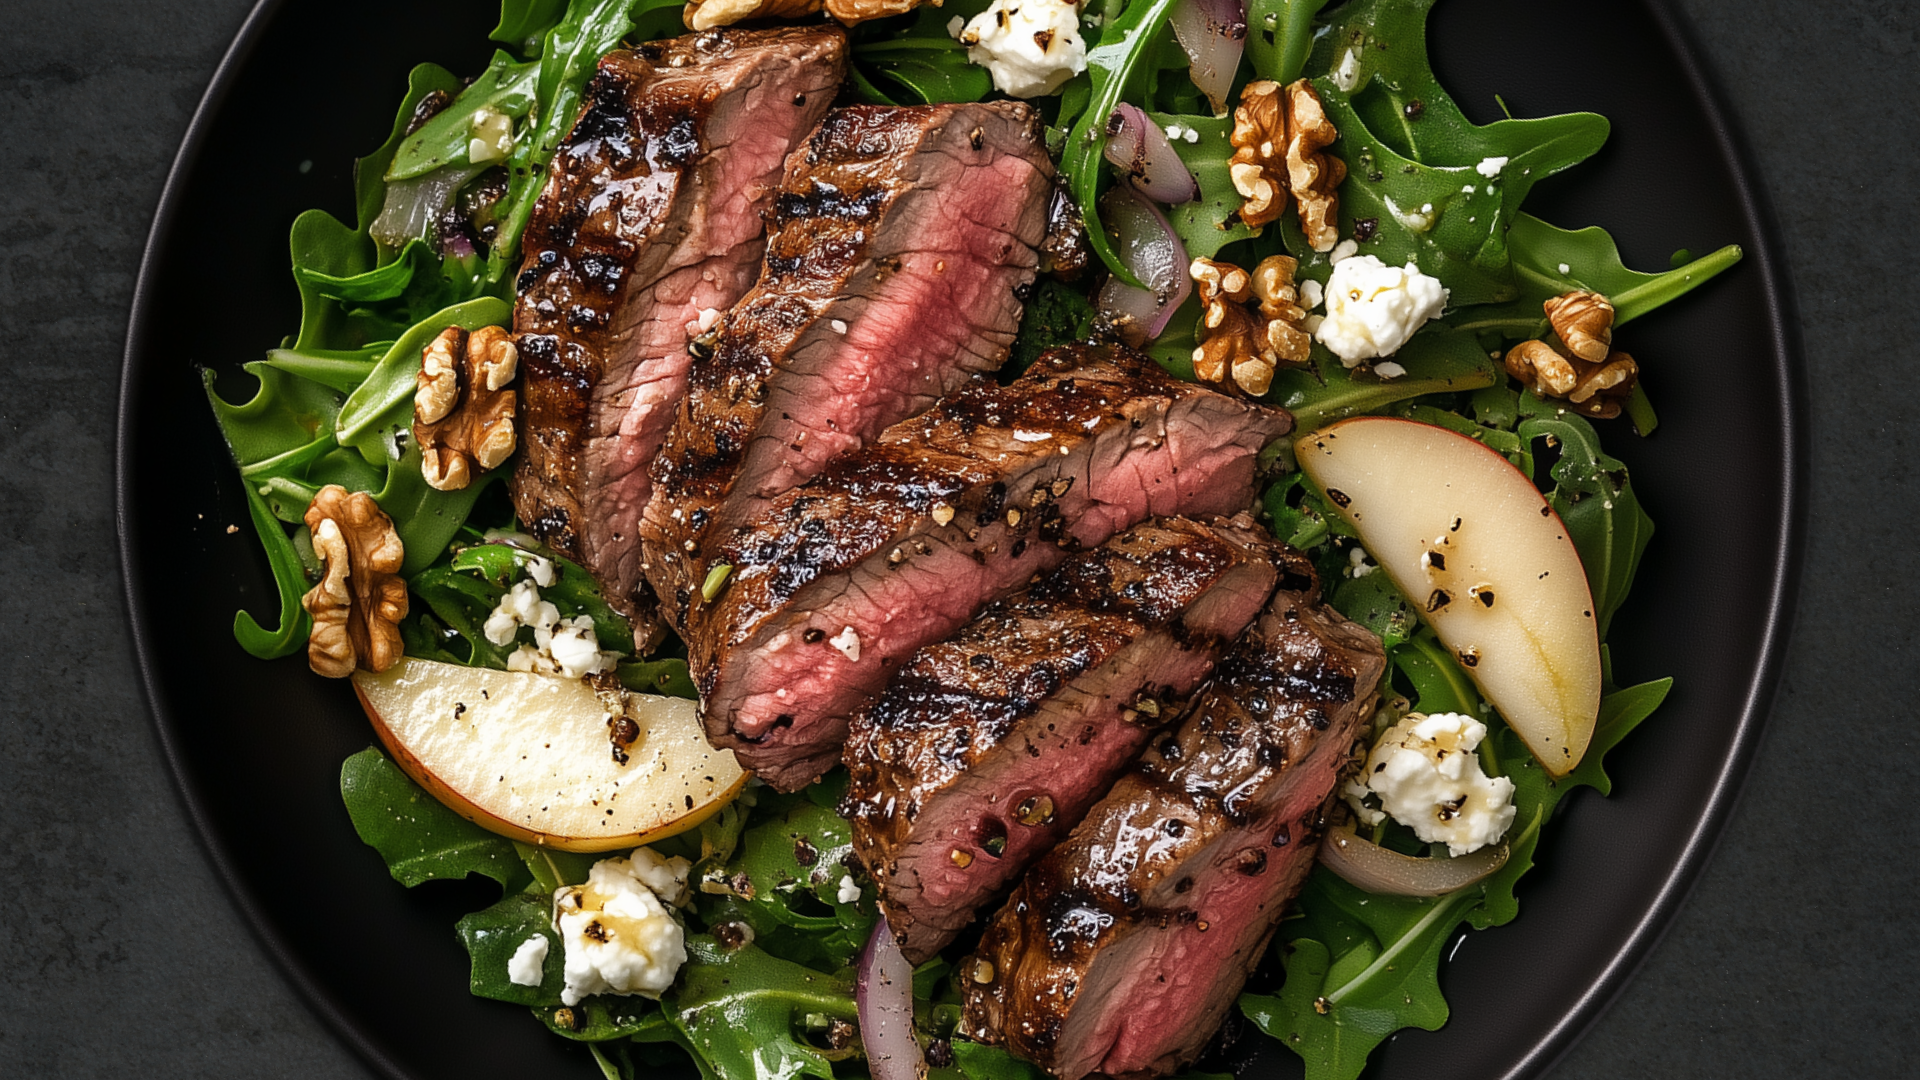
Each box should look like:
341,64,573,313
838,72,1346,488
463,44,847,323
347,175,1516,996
1095,185,1193,347
1317,823,1509,897
855,919,922,1080
1170,0,1248,115
1102,103,1200,205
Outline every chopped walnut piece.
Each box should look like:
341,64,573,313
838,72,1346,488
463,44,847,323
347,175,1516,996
1228,81,1287,228
1282,79,1345,253
414,325,518,491
1190,255,1314,397
302,485,407,678
1503,300,1640,421
1228,80,1346,251
1544,289,1614,363
823,0,923,22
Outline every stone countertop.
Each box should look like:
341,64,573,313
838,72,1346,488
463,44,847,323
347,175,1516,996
1,0,1913,1076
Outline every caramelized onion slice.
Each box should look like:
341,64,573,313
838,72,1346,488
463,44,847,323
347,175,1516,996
1317,823,1509,897
856,919,923,1080
1102,103,1200,205
1094,185,1194,346
1170,0,1248,115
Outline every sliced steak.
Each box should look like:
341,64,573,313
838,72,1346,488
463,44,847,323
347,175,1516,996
510,27,847,632
843,515,1281,964
642,103,1056,632
960,557,1386,1080
694,343,1292,790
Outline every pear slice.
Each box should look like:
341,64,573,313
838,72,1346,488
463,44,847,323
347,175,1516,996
1297,417,1601,776
352,657,747,852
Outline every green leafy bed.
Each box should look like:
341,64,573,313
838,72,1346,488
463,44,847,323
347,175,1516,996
204,1,1742,1078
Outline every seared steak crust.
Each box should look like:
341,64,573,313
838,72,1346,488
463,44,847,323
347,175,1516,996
961,557,1386,1080
510,27,846,631
642,102,1056,632
692,344,1292,790
843,516,1281,963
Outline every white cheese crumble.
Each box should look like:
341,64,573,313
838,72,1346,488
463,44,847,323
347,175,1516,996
1558,262,1572,275
1315,255,1450,366
837,875,862,904
1475,155,1509,178
507,934,549,987
1330,47,1362,92
1374,360,1408,379
1345,713,1516,856
954,0,1088,98
1328,238,1359,264
829,626,862,662
469,107,514,165
554,848,693,1007
1348,546,1377,578
486,579,621,679
526,555,556,588
1299,278,1325,310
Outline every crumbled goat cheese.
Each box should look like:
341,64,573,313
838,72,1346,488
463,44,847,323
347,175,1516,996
1346,713,1516,856
469,107,514,165
1374,361,1408,379
954,0,1088,98
830,626,862,662
1329,238,1360,264
1475,155,1508,178
507,934,549,987
837,875,862,904
554,849,693,1007
1558,263,1572,275
1348,546,1377,578
1299,278,1325,310
526,555,556,587
1315,255,1449,366
486,579,620,679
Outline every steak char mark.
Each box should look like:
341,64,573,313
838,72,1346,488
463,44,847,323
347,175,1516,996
843,515,1281,963
961,555,1386,1080
692,344,1293,790
510,27,846,637
642,102,1056,633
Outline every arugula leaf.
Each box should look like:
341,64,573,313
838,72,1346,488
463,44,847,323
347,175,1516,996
695,796,877,970
853,3,994,105
1298,0,1609,304
1062,0,1183,283
1245,0,1332,85
1514,394,1655,639
231,484,315,658
516,841,599,895
537,994,667,1042
494,0,570,52
339,747,529,890
1450,212,1745,341
633,937,858,1080
618,657,698,699
1273,327,1499,435
458,890,565,1005
387,51,541,181
1329,565,1418,650
335,297,512,464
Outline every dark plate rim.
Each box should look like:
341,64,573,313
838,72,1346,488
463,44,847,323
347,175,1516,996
114,2,1808,1078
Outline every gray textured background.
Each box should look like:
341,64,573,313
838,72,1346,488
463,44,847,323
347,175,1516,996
2,0,1914,1076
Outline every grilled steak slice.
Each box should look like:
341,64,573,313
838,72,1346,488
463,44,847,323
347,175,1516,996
694,344,1292,790
510,27,847,631
843,515,1281,964
961,556,1386,1080
642,103,1056,631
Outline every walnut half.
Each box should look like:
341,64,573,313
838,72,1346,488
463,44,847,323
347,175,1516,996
415,325,518,491
302,485,408,678
1228,79,1345,251
1191,255,1313,397
1503,289,1639,419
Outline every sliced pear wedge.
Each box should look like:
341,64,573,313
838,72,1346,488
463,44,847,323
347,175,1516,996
353,657,747,852
1297,417,1601,776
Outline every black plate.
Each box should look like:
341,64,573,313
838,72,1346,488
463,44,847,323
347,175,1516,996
117,1,1803,1077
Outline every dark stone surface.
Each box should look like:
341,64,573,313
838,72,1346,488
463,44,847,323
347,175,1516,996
0,0,1911,1077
